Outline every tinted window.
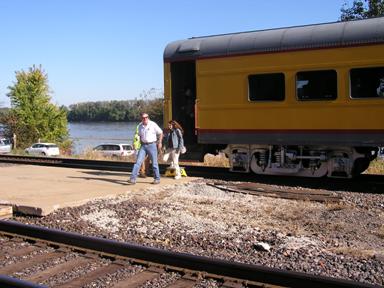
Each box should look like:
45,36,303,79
122,145,132,151
1,139,10,145
47,144,58,148
248,73,285,101
104,145,112,150
296,70,337,101
350,67,384,98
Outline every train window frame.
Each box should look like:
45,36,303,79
350,67,384,99
248,73,285,102
296,70,337,101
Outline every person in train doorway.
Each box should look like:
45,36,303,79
162,120,185,180
377,77,384,97
133,124,150,178
129,112,163,184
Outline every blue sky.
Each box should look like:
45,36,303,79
0,0,348,107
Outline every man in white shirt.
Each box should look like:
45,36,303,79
129,113,163,184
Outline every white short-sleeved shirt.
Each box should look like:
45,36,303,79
138,120,162,143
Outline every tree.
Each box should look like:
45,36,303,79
340,0,384,21
66,88,164,123
0,107,10,119
5,65,69,147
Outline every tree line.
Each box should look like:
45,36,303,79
65,98,163,124
1,97,163,124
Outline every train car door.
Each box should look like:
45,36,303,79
170,61,197,146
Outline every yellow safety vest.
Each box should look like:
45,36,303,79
133,124,141,150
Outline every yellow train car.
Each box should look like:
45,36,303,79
163,17,384,178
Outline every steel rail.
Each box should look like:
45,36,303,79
0,155,133,171
1,154,384,191
0,220,379,288
0,154,228,177
0,275,46,288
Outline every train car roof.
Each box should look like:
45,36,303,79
164,17,384,62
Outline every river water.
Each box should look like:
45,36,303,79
68,122,137,155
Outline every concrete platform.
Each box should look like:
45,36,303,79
0,164,197,216
0,205,12,219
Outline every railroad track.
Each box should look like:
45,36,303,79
0,154,227,178
0,220,378,288
1,154,384,194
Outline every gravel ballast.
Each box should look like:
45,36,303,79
15,179,384,286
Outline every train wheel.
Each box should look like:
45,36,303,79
250,154,262,174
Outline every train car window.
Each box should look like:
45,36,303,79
248,73,285,101
296,70,337,101
350,67,384,98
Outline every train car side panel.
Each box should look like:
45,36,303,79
195,44,384,146
164,18,384,177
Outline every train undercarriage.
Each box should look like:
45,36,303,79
224,145,378,178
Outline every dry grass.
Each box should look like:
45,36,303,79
81,147,104,160
365,158,384,174
78,149,230,167
202,153,230,167
177,153,230,167
80,147,136,162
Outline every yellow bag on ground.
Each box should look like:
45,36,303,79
165,167,187,177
